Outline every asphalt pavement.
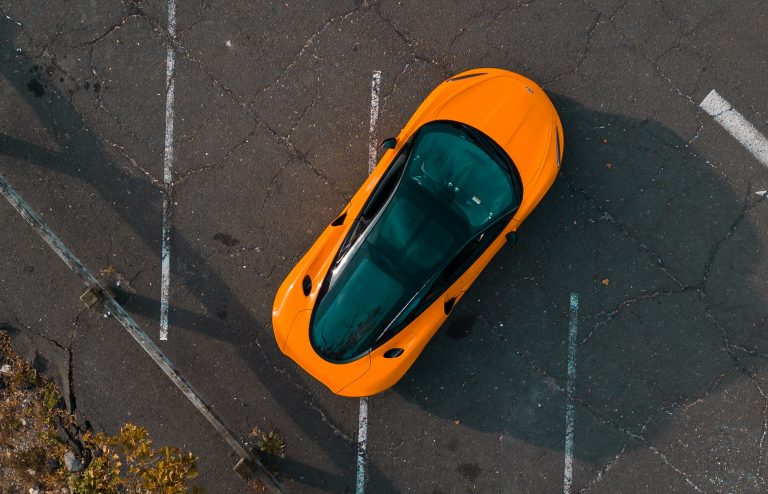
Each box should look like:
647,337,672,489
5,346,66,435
1,1,768,492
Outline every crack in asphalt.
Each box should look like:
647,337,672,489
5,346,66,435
255,5,361,96
0,299,87,414
124,1,354,201
258,156,293,230
476,181,763,489
578,286,699,346
370,3,452,79
650,445,708,493
285,89,320,144
563,176,684,288
544,8,602,87
74,12,141,48
445,4,492,57
101,134,163,187
576,434,634,493
174,126,260,185
270,360,353,445
175,0,211,37
580,0,708,141
702,297,768,486
5,1,767,489
8,32,164,188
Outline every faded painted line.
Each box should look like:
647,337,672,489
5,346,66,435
160,0,177,341
367,70,382,174
563,292,579,494
700,90,768,169
356,69,381,494
0,175,284,492
356,396,369,494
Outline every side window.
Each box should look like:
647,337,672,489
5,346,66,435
335,145,410,261
360,150,408,221
437,214,512,287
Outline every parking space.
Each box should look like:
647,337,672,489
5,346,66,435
1,1,768,492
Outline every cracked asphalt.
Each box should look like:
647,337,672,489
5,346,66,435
1,0,768,492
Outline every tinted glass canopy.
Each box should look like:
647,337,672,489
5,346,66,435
311,121,521,363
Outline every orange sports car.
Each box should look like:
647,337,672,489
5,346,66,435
272,68,563,397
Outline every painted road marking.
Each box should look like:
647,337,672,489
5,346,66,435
700,90,768,169
160,0,177,341
367,70,382,174
356,69,382,494
563,292,579,494
757,190,767,197
356,396,369,494
0,175,283,492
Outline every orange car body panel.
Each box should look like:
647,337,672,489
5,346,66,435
272,68,563,397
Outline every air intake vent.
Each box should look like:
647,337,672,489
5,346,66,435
448,72,487,82
331,212,346,226
302,275,312,296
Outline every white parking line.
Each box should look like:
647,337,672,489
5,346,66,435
0,175,284,492
563,292,579,494
700,90,768,169
160,0,177,341
356,396,369,494
367,70,382,174
356,69,382,494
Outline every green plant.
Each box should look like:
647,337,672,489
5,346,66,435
1,334,202,493
250,427,286,459
70,423,203,494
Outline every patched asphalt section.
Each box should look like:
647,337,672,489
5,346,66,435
1,0,768,492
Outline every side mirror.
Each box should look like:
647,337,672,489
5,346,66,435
379,137,396,151
505,231,518,249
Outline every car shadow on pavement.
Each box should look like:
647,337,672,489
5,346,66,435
0,18,395,493
396,93,766,468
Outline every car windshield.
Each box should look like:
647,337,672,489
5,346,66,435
310,121,521,363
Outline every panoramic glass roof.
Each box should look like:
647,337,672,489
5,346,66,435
310,121,521,363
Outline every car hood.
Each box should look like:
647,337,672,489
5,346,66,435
434,74,554,186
